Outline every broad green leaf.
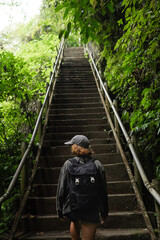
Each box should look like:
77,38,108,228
107,1,115,13
55,4,64,12
90,0,97,8
59,29,65,39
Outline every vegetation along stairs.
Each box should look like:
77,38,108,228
15,47,155,240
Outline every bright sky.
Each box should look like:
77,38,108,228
0,0,42,32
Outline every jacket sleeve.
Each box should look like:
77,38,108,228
56,160,69,218
95,160,109,217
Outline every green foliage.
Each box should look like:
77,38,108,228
0,2,61,234
50,0,160,178
17,33,59,83
104,0,160,173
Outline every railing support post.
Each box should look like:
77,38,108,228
113,100,120,153
131,134,143,195
152,179,160,238
38,101,42,142
46,82,49,115
104,82,110,113
21,141,27,197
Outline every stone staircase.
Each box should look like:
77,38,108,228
16,47,153,240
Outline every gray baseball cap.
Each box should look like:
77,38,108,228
64,135,90,148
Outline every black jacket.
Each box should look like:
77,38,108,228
56,156,108,218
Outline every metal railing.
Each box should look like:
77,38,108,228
86,45,160,206
85,44,160,240
0,38,64,205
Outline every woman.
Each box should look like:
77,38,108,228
56,135,108,240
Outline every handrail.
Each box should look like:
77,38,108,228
86,46,160,206
0,38,64,205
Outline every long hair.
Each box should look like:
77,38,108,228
71,144,93,156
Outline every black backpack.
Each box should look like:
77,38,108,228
67,157,99,211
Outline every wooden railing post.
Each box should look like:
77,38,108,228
38,101,42,142
46,82,49,115
131,134,143,195
21,141,27,197
113,100,120,153
104,82,110,114
152,179,160,238
50,71,53,96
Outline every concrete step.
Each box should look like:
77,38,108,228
50,107,105,114
57,73,93,78
58,73,93,78
62,57,89,64
14,230,70,240
44,131,113,141
19,212,149,231
53,93,99,98
33,163,129,184
15,228,150,240
52,98,102,105
57,76,94,80
55,81,95,87
31,181,134,197
96,228,150,240
48,113,106,120
50,103,104,110
63,52,85,56
46,125,109,134
43,138,115,147
60,65,91,70
39,153,122,167
47,118,108,126
42,144,117,155
27,193,138,215
54,89,98,94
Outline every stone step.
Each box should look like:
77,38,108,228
50,103,103,110
39,152,122,166
42,144,117,155
31,180,133,197
62,58,89,62
63,53,84,58
45,125,109,134
54,88,98,94
49,107,105,114
48,113,106,120
55,86,96,91
27,193,138,215
47,118,108,126
44,131,113,141
53,92,99,98
96,228,150,240
43,138,115,147
60,65,91,69
55,81,95,86
50,101,103,110
39,153,122,167
57,76,94,80
58,73,93,77
15,228,150,240
57,72,93,77
52,98,101,105
15,230,71,240
34,163,129,184
19,212,148,231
